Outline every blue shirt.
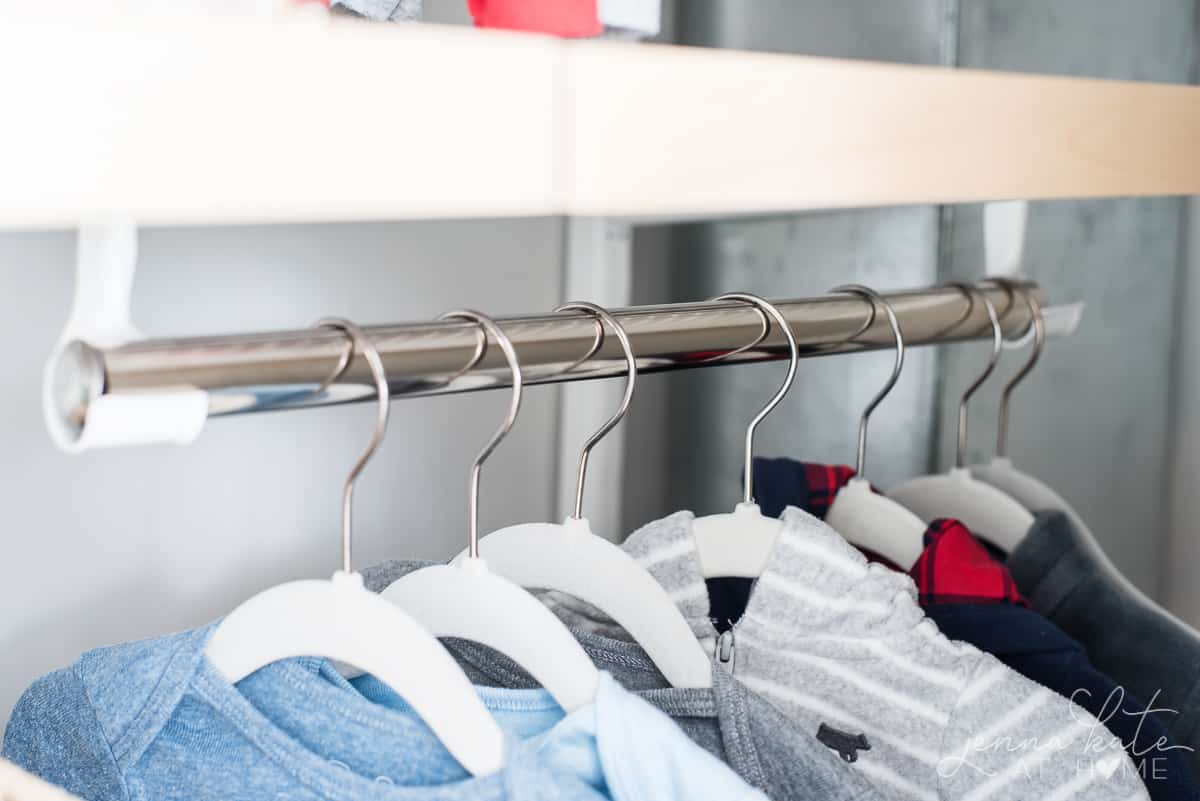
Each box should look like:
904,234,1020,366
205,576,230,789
3,622,766,801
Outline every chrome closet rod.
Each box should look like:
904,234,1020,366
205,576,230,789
52,282,1040,431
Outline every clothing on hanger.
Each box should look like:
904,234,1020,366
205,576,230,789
926,603,1197,801
0,760,82,801
1,622,765,801
907,519,1026,606
750,457,1198,798
541,507,1150,801
912,522,1195,801
1006,510,1200,773
362,559,884,801
753,458,1018,567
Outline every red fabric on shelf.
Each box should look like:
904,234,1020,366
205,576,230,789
467,0,601,37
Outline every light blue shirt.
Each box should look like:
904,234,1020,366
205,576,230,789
3,621,766,801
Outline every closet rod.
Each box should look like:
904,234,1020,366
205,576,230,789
53,282,1040,434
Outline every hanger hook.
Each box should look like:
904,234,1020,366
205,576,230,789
829,285,905,479
709,292,799,506
980,277,1045,458
440,309,523,559
313,317,390,574
950,283,1003,468
555,301,637,521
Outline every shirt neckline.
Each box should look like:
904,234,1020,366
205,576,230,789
627,507,936,659
191,652,521,801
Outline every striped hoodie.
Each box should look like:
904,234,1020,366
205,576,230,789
547,507,1151,801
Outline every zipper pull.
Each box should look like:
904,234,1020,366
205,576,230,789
716,628,736,672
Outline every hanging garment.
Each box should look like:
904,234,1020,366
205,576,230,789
362,560,884,801
753,459,858,520
907,519,1026,607
550,508,1150,801
2,623,764,801
916,522,1197,801
926,604,1197,801
752,458,1010,566
329,0,422,21
1006,511,1200,772
752,457,1199,795
0,760,81,801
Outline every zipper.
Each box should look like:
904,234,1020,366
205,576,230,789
716,627,736,672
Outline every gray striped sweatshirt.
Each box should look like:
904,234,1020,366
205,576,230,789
545,507,1150,801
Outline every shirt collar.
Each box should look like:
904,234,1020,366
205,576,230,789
751,457,1027,607
751,457,857,520
913,519,1028,607
624,507,930,654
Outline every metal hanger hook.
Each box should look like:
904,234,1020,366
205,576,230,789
709,292,799,506
440,309,523,559
980,278,1045,458
312,317,391,574
830,285,905,479
950,283,1003,468
555,301,638,522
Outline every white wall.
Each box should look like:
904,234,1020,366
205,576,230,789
0,219,565,726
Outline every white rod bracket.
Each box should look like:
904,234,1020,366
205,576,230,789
984,201,1085,349
43,224,209,452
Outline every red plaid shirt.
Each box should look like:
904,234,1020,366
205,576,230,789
913,518,1027,607
752,458,1027,606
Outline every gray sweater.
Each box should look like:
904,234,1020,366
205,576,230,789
538,508,1151,801
362,560,882,801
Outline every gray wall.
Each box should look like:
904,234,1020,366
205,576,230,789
626,0,1196,605
0,220,565,726
937,1,1194,594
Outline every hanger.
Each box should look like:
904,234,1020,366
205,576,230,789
887,285,1035,549
205,317,506,776
967,277,1056,552
380,310,602,712
691,293,799,579
471,302,713,688
968,286,1198,636
823,285,929,569
980,276,1046,467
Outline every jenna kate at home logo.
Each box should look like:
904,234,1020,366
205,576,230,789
937,688,1194,781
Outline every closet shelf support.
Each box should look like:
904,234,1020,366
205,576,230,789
51,283,1042,443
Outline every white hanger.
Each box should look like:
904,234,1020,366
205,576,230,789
887,285,1035,550
691,293,798,579
823,285,929,569
969,277,1052,551
468,302,712,688
205,317,506,777
381,310,602,713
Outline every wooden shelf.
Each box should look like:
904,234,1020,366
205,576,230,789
1,11,1197,228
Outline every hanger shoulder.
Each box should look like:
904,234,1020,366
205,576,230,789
477,519,713,689
380,561,601,712
887,468,1034,553
206,573,506,776
826,479,926,569
692,503,783,579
